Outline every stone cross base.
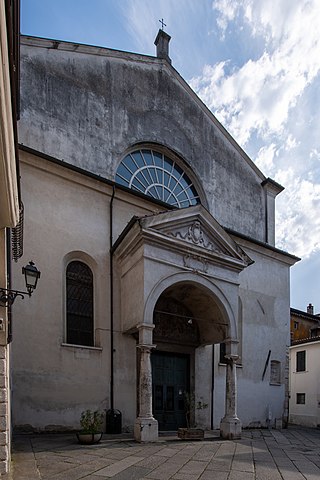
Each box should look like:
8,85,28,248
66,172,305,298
220,416,242,440
134,417,158,442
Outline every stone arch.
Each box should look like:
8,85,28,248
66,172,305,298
144,271,238,344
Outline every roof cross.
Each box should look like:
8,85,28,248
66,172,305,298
159,18,167,30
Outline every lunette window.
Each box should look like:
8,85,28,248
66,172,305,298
115,149,200,208
66,261,94,347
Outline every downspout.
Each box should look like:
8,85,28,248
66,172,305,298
264,188,268,243
211,344,214,430
109,185,116,410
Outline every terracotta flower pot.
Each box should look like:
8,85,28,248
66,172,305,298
76,432,103,444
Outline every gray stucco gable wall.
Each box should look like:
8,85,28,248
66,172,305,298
19,36,271,242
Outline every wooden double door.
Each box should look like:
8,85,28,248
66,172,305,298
151,351,189,431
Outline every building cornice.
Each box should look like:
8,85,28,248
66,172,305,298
226,228,300,265
290,337,320,347
290,308,320,321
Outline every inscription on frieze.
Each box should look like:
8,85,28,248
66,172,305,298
183,254,208,273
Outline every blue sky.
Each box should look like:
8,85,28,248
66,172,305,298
21,0,320,313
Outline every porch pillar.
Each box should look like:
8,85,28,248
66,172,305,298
134,323,158,442
220,339,241,439
220,353,241,439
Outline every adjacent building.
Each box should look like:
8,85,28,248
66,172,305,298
291,304,320,343
289,337,320,427
289,305,320,427
0,0,20,473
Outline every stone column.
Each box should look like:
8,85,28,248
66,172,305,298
220,353,241,439
134,323,158,442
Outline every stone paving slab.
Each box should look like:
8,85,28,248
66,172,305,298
1,426,320,479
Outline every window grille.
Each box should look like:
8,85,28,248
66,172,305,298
116,149,200,208
11,202,24,261
66,261,94,347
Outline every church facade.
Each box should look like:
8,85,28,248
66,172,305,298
12,31,298,440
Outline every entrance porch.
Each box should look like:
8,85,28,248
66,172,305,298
113,205,252,441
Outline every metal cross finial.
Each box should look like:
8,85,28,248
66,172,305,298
159,18,166,30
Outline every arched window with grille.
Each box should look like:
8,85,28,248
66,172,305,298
115,148,201,208
66,261,94,346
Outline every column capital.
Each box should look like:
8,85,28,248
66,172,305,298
136,323,155,331
136,344,156,352
137,323,154,345
225,354,239,363
224,338,239,357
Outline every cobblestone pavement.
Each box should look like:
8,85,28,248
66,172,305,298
2,426,320,480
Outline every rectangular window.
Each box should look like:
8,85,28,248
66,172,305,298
219,343,226,364
294,321,299,330
296,393,305,404
270,360,281,385
296,350,306,372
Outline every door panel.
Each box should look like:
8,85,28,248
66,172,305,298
152,352,189,430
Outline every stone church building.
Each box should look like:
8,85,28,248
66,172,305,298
12,30,298,441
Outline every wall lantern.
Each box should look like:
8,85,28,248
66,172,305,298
0,261,41,307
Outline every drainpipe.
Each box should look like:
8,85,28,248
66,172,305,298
109,186,116,410
211,344,214,430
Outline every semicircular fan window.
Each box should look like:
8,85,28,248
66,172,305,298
115,149,200,208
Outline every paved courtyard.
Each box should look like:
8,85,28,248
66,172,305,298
3,426,320,480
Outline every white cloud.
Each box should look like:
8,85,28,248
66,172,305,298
212,0,239,36
255,143,277,174
285,134,298,152
276,172,320,258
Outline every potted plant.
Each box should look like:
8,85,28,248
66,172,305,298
178,392,208,440
76,409,104,444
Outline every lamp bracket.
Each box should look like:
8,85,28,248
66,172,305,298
0,288,30,308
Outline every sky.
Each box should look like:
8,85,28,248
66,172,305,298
21,0,320,313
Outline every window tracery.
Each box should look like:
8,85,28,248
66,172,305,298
66,261,94,347
116,149,200,208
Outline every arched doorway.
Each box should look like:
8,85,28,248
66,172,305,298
134,272,241,442
151,281,229,431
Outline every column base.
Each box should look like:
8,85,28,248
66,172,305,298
134,417,158,442
220,416,242,440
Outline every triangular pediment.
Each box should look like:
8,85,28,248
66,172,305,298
139,205,253,268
